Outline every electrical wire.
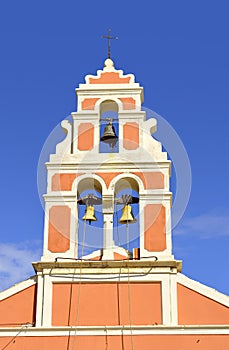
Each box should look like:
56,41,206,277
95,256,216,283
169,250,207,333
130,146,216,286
127,265,134,350
105,327,108,350
71,219,87,350
0,323,33,350
117,267,124,350
115,203,120,246
51,267,154,282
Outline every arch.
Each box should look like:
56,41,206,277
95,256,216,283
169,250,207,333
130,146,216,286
94,97,122,112
72,173,107,196
99,99,119,154
108,173,145,194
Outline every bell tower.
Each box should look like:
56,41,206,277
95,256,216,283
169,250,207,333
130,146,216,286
41,57,173,262
33,57,181,329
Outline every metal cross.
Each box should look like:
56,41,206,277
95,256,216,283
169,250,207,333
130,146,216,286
101,29,118,59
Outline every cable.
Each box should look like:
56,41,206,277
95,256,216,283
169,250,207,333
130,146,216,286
105,327,108,350
117,267,124,350
127,265,134,350
51,267,154,281
0,323,32,350
55,255,158,262
115,203,120,246
71,219,86,350
126,222,130,253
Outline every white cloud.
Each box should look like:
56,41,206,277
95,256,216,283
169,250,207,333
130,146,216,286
0,241,42,291
174,210,229,238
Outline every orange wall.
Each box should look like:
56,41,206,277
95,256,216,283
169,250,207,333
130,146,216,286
51,173,78,191
0,285,36,327
89,72,131,84
119,97,136,110
177,284,229,325
81,98,99,110
123,122,139,150
134,171,164,189
51,171,164,191
144,204,166,251
78,123,94,151
52,282,161,326
0,334,229,350
48,206,70,253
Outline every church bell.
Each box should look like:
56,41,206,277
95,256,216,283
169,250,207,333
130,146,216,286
119,204,137,224
82,205,97,224
100,121,118,147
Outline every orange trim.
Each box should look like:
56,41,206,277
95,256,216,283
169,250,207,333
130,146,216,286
81,98,99,110
177,284,229,325
89,72,131,84
78,123,94,151
144,204,166,251
123,122,139,150
119,97,136,110
48,206,70,253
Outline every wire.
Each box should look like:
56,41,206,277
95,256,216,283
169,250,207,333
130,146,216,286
0,323,32,350
105,327,108,350
71,219,86,350
51,267,154,281
127,265,134,350
126,222,130,253
117,267,124,350
55,255,158,262
115,203,120,246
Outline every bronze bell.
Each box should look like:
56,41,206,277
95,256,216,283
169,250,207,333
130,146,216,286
119,204,137,224
82,205,97,224
100,122,118,147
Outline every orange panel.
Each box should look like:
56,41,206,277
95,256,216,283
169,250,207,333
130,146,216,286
52,282,161,326
0,335,229,350
144,204,166,251
123,122,139,150
51,173,78,191
81,98,99,110
0,285,36,327
78,123,94,151
177,284,229,325
48,206,70,253
119,97,136,110
95,172,122,187
96,171,164,189
89,72,131,84
134,171,164,189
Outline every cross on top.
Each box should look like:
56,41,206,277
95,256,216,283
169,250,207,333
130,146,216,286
101,29,118,59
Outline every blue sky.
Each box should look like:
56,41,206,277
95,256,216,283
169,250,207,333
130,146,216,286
0,1,229,294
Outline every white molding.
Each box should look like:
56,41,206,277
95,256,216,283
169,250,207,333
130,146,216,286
0,325,229,337
0,277,36,301
177,273,229,306
41,275,52,327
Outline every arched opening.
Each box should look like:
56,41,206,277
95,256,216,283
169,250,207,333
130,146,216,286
77,178,103,257
99,100,119,153
113,177,140,254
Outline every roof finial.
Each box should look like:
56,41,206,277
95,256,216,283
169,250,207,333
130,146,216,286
101,29,118,59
